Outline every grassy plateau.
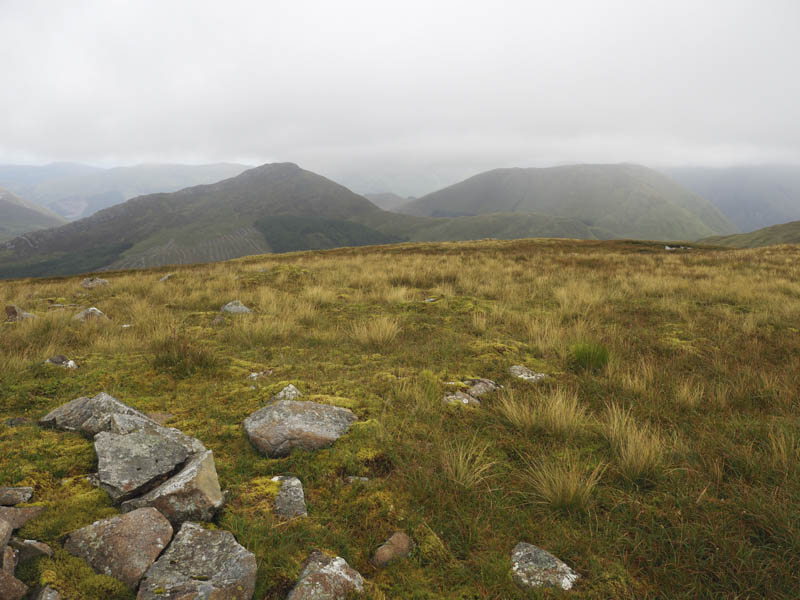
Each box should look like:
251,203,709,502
1,238,799,598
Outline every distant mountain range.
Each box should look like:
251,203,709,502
0,187,66,242
702,220,800,248
0,162,248,220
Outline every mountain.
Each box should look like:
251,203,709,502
398,164,736,241
701,220,800,248
0,162,249,220
664,165,800,232
0,187,67,242
364,192,415,211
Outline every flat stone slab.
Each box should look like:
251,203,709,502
287,550,364,599
272,476,307,519
95,431,190,502
137,522,256,600
372,531,414,567
0,487,33,506
511,542,579,591
221,300,251,314
121,450,223,525
101,413,205,456
243,400,357,457
64,508,173,589
510,365,547,383
39,393,148,437
0,506,44,530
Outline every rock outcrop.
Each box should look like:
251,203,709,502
510,542,579,591
287,550,364,600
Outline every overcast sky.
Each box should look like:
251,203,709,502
2,0,799,194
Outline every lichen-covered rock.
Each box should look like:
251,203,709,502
94,431,190,502
72,307,108,321
287,550,364,599
8,538,52,563
372,531,414,567
2,545,14,573
30,586,61,600
4,305,35,322
0,519,11,548
510,542,579,590
221,300,251,314
120,450,223,525
0,487,33,507
464,378,500,398
0,570,28,600
137,522,256,600
272,384,302,401
0,507,44,530
272,476,307,518
509,365,547,383
443,391,481,407
64,508,172,589
100,413,206,455
80,277,109,289
243,400,357,457
39,393,148,436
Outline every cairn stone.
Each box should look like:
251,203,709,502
287,550,364,600
72,307,108,321
510,542,579,591
243,400,357,457
64,508,173,589
100,413,205,455
221,300,251,314
137,522,256,600
272,476,307,519
372,531,414,567
0,487,33,506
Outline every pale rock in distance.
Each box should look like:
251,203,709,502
271,476,307,518
243,400,357,457
80,277,109,289
509,365,547,382
287,550,364,600
72,307,109,321
443,390,481,407
510,542,579,591
221,300,251,314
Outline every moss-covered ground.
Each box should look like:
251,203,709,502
1,238,799,598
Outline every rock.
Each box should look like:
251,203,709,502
72,307,108,321
221,300,251,314
372,531,414,567
464,378,500,398
4,306,35,322
287,550,364,600
248,369,272,381
271,476,307,518
158,273,174,282
100,413,205,455
510,365,548,383
243,400,357,457
0,488,33,506
0,507,44,530
272,384,302,401
510,542,579,591
8,538,52,563
64,508,173,589
0,519,11,549
137,522,256,600
29,586,61,600
39,393,149,436
80,277,109,289
0,570,28,600
45,355,77,369
344,476,369,484
443,391,481,407
121,324,132,328
121,450,223,525
2,546,15,573
94,431,190,502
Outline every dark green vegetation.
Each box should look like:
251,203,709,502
567,342,610,372
254,215,400,253
1,238,799,598
702,219,800,248
0,162,249,220
398,164,736,240
667,165,800,232
0,187,66,242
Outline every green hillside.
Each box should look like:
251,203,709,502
0,187,67,242
702,219,800,248
399,164,736,241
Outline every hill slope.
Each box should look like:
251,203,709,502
702,219,800,248
665,165,800,232
0,187,67,242
399,164,736,241
364,192,415,211
0,162,249,220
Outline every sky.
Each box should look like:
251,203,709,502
2,0,799,195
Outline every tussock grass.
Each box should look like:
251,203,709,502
568,340,609,372
496,388,586,438
519,452,605,514
350,316,400,347
151,331,221,377
599,404,666,485
440,436,497,490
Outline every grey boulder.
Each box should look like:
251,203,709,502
72,307,108,321
0,487,33,506
221,300,251,314
64,508,173,589
100,413,206,455
137,522,256,600
509,365,547,383
29,586,61,600
0,506,44,530
464,378,500,398
443,391,481,407
272,476,307,519
8,538,52,563
287,550,364,600
510,542,579,591
272,384,302,401
243,400,357,457
39,393,148,436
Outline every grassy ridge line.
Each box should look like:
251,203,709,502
1,238,798,598
702,220,800,248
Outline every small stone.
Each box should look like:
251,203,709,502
221,300,251,314
121,323,132,328
372,531,414,567
510,365,548,382
30,586,61,600
8,539,53,563
0,507,44,530
243,400,357,457
45,356,77,369
423,297,439,303
510,542,579,591
0,570,28,600
80,277,109,288
158,273,174,282
2,546,15,574
39,393,149,436
247,369,272,381
0,487,33,506
271,476,307,518
64,508,173,589
287,550,364,600
5,306,35,322
443,391,480,407
137,522,256,600
72,307,108,321
272,384,302,401
344,476,369,484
